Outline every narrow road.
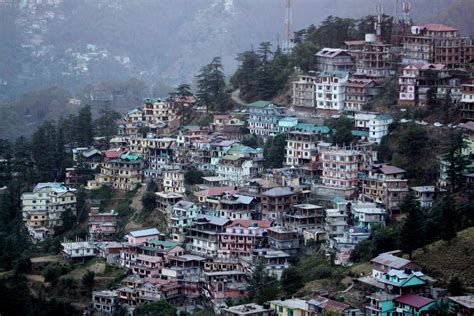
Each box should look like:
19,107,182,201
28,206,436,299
231,89,248,107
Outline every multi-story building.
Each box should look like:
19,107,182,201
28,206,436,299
365,292,397,316
120,240,184,278
461,83,474,121
315,70,349,111
318,143,377,198
169,200,201,242
185,215,230,258
61,240,96,263
91,290,120,316
398,63,462,107
278,116,299,133
284,203,325,233
217,193,257,220
142,98,178,123
402,23,474,69
325,204,348,241
240,248,291,280
315,48,355,72
88,207,118,240
163,168,185,193
344,78,380,112
292,74,316,108
359,164,408,214
285,129,320,167
350,202,386,230
247,101,285,137
410,186,445,209
267,226,300,255
218,219,271,258
87,153,145,191
260,186,309,222
355,37,394,78
21,182,77,240
216,155,260,187
354,113,393,144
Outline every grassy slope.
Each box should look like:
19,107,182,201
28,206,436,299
413,227,474,286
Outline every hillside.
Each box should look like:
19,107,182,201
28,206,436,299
413,227,474,286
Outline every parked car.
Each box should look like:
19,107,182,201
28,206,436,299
434,122,443,127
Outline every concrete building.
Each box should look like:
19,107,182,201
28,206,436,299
344,78,380,112
284,203,325,233
315,48,355,72
88,207,118,240
21,182,77,240
461,83,474,121
247,101,285,137
163,168,185,194
354,113,393,144
267,226,300,255
315,70,349,111
218,219,271,258
292,74,316,108
61,240,95,262
91,290,120,315
260,186,309,222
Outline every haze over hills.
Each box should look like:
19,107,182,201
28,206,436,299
0,0,472,102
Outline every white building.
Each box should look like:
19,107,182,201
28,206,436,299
315,71,349,111
21,182,77,240
61,240,95,262
354,113,393,144
163,169,185,194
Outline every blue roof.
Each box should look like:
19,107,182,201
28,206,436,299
129,228,160,237
352,130,369,137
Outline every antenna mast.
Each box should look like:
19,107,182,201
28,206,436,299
284,0,294,53
375,2,383,43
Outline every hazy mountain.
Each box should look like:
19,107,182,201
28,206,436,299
0,0,471,101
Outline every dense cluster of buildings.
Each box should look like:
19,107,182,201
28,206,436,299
292,22,474,122
14,12,474,316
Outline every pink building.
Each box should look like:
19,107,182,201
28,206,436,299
218,220,272,258
89,207,118,240
126,228,164,245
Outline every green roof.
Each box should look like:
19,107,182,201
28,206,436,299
120,153,142,161
352,130,369,137
294,123,331,134
376,114,393,121
247,100,272,108
319,70,349,78
146,240,179,248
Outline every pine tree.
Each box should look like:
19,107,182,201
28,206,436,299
196,64,212,112
175,83,192,97
256,42,275,99
446,131,468,192
76,105,94,147
440,194,457,242
399,194,425,257
248,260,279,304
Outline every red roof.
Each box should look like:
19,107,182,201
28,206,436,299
395,294,433,308
226,220,272,229
379,164,406,175
105,148,128,159
196,186,239,197
460,121,474,132
420,23,458,32
214,114,230,120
